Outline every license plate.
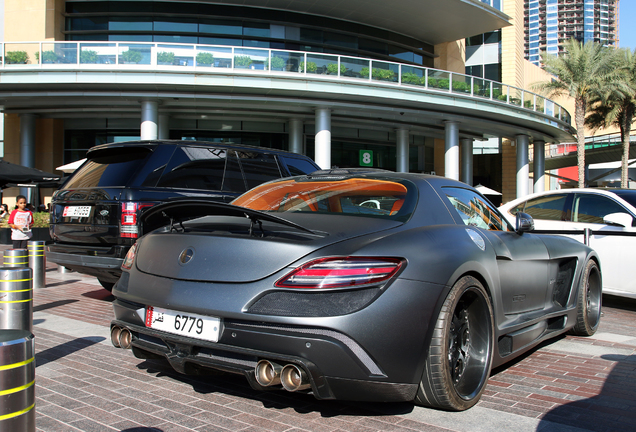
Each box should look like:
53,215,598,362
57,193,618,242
145,306,221,342
63,206,91,217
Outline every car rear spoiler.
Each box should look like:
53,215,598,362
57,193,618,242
140,198,317,236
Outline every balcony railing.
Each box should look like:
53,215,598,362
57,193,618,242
0,41,571,125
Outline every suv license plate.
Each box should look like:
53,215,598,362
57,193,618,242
145,306,221,342
63,206,91,217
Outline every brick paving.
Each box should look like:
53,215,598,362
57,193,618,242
3,247,636,431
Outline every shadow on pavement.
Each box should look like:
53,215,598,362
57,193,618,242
538,354,636,431
36,337,105,367
81,288,115,301
33,299,79,312
135,359,416,417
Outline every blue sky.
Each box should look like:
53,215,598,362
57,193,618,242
619,1,636,50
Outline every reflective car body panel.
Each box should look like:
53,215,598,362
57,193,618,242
500,188,636,298
112,172,599,407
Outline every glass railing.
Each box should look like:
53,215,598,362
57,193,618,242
0,41,571,125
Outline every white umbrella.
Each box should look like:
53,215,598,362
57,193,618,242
56,158,86,173
475,184,502,196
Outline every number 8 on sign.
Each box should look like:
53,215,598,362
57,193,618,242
360,150,373,167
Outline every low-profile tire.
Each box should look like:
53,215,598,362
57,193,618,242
415,276,494,411
98,279,115,291
570,260,602,336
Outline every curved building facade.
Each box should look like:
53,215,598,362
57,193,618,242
0,0,575,202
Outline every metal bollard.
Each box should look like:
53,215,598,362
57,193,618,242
3,250,28,268
0,268,33,333
0,329,35,432
27,241,46,289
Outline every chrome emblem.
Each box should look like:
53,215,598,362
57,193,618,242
466,229,486,251
179,248,195,265
99,210,109,217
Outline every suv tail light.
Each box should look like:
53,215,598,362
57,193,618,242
275,257,404,289
120,202,154,239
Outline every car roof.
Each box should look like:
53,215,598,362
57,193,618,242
500,188,636,211
86,139,316,158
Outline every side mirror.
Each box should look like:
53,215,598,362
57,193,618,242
603,212,633,228
516,212,534,233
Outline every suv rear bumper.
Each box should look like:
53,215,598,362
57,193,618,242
47,246,126,283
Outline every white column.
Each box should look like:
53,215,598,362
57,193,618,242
289,118,303,154
516,134,530,198
315,108,331,169
396,128,409,173
158,114,169,140
533,140,546,193
19,114,37,201
461,138,473,185
444,121,460,180
141,100,158,140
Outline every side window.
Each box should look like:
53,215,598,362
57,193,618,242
522,194,569,221
281,156,319,176
238,152,282,190
574,194,627,224
157,146,227,190
222,151,247,193
445,188,511,231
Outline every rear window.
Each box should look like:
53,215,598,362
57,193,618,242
61,147,152,189
232,177,415,220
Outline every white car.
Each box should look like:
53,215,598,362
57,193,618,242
500,188,636,299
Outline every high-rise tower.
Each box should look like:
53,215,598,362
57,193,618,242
525,0,619,66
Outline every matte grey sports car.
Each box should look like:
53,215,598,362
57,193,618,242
111,170,602,411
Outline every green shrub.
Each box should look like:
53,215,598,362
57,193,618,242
326,63,346,75
401,72,421,84
452,81,470,92
360,67,395,80
268,56,286,70
42,50,58,63
299,61,317,72
234,55,253,68
80,50,98,64
121,49,142,63
196,52,214,66
157,51,175,64
5,51,28,64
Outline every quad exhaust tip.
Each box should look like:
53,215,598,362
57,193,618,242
110,326,133,350
280,364,311,392
255,360,282,387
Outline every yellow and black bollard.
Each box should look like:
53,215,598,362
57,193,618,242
0,329,35,432
27,241,46,289
0,268,33,333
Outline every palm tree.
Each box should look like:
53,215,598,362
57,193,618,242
535,39,620,188
586,48,636,188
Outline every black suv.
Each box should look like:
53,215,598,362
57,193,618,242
48,140,320,290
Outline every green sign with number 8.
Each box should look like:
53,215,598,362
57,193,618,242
359,150,373,167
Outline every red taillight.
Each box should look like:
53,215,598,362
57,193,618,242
121,242,138,270
120,202,153,239
275,257,404,289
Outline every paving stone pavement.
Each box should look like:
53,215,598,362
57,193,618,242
4,246,636,432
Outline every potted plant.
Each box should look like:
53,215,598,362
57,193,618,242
267,56,286,71
157,51,175,65
80,50,99,64
326,63,346,75
5,50,28,64
196,52,214,66
121,49,142,64
234,55,253,69
299,61,317,73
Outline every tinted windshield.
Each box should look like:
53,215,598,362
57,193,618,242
232,177,415,220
